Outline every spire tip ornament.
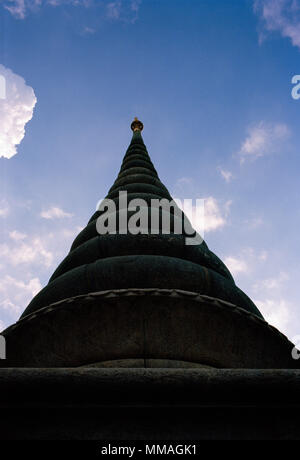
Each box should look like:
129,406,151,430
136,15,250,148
131,117,143,132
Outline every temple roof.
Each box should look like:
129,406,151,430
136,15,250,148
20,119,262,320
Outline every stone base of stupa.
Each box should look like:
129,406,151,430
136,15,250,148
0,368,300,440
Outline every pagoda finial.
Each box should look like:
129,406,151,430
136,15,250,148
131,117,143,132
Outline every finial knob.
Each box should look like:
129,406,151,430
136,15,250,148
131,117,143,132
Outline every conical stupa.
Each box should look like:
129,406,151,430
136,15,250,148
1,119,297,369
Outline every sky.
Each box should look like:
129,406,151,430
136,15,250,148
0,0,300,343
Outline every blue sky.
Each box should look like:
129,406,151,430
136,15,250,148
0,0,300,343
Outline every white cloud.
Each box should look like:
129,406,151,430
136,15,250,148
239,121,290,163
203,197,228,232
176,177,194,187
223,245,294,338
0,275,42,322
0,224,85,328
0,319,6,331
3,0,141,21
106,0,141,22
9,230,27,241
82,26,95,35
229,249,293,333
224,248,268,278
131,0,141,12
4,0,26,18
0,64,37,159
61,226,84,238
219,168,234,183
252,271,291,332
3,0,84,18
106,1,121,19
224,256,249,276
0,205,9,217
244,217,264,229
259,249,268,261
40,206,73,219
253,271,289,291
254,0,300,50
182,197,229,235
224,199,232,216
0,237,53,267
174,177,195,195
255,298,291,331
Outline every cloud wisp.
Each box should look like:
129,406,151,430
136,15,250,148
40,206,73,219
0,236,54,267
219,168,234,183
223,246,294,337
254,0,300,50
238,121,290,163
0,64,37,159
224,256,249,276
3,0,88,19
0,224,85,329
183,196,231,235
0,202,9,217
255,298,291,331
224,248,268,278
106,0,141,23
253,271,292,333
0,275,42,321
3,0,142,21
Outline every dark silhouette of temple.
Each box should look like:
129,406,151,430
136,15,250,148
0,119,300,440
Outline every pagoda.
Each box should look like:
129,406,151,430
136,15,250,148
0,119,299,440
